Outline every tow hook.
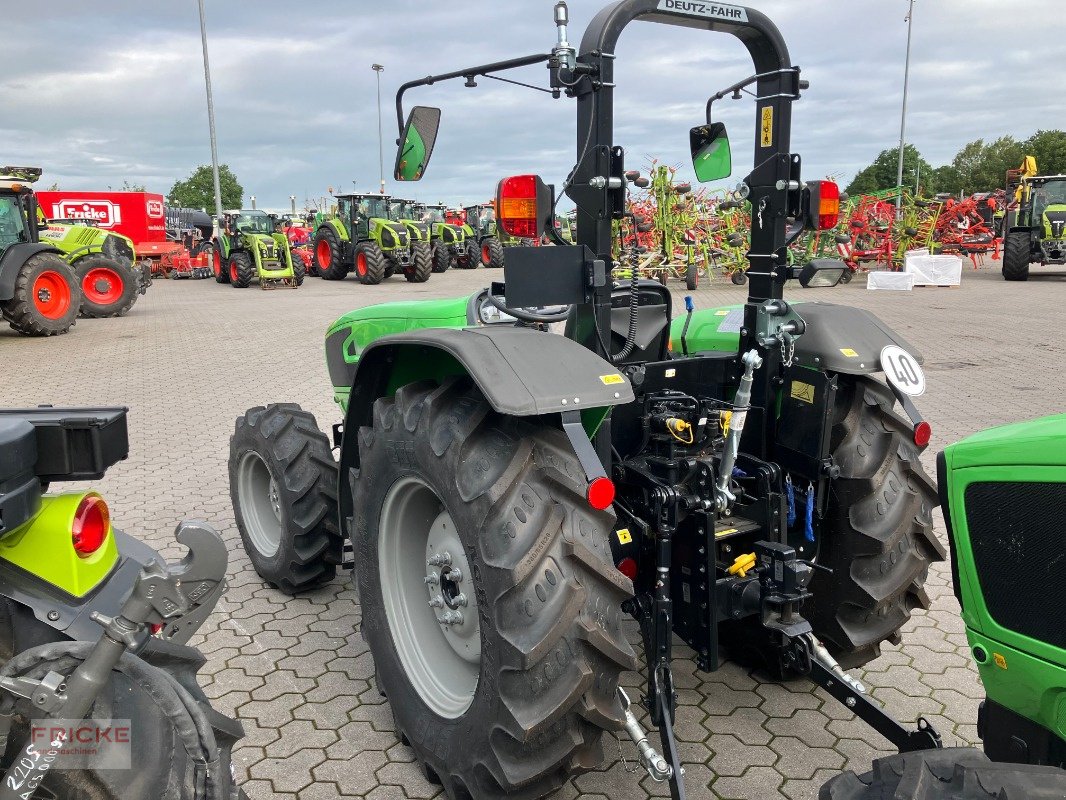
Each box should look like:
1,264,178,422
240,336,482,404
617,688,673,782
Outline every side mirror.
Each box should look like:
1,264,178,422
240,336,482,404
689,122,731,183
796,259,847,288
394,106,441,182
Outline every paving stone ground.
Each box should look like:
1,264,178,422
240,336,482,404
3,259,1064,799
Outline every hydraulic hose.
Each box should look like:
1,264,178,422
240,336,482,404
0,641,225,800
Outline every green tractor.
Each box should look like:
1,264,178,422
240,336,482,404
823,415,1066,797
459,203,505,268
413,202,465,273
40,220,144,318
1002,172,1066,281
211,209,303,289
227,4,966,798
311,193,429,284
388,197,434,283
0,167,81,336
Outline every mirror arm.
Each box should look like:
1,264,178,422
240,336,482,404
705,67,804,122
395,52,553,138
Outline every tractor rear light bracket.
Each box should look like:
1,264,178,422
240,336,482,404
560,411,607,481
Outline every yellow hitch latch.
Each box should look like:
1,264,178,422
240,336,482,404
728,552,757,578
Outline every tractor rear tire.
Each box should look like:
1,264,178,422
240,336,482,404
292,255,305,286
431,242,451,273
353,241,386,285
806,376,945,668
483,236,505,268
354,378,636,800
211,245,229,283
820,748,1066,799
73,254,139,318
406,243,432,283
230,404,342,593
315,228,348,280
685,261,699,290
1001,231,1031,281
2,252,80,336
229,251,254,288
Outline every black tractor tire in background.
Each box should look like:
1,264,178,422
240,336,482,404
431,242,451,273
820,748,1066,799
291,255,305,286
462,239,480,269
229,404,342,593
406,243,432,283
0,602,248,800
730,270,747,285
354,378,637,800
212,244,230,283
685,260,699,290
229,251,255,288
806,376,945,668
1001,230,1031,281
482,236,505,268
353,241,387,285
315,227,348,281
1,252,81,336
73,254,139,318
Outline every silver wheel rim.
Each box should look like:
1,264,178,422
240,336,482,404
379,476,480,719
237,451,283,558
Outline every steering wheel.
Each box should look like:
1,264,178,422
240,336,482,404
483,290,572,324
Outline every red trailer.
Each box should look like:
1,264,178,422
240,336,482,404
35,190,179,264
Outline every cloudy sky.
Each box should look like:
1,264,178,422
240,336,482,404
5,1,1061,211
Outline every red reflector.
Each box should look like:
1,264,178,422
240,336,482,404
616,557,638,581
817,180,841,230
586,477,615,510
72,494,109,557
496,174,543,238
150,623,164,635
913,421,932,447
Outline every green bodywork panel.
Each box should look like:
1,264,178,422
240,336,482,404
325,217,351,242
220,231,295,278
941,414,1066,746
39,223,135,266
668,305,743,354
1042,202,1066,240
0,492,119,597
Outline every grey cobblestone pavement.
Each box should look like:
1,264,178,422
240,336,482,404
2,259,1063,798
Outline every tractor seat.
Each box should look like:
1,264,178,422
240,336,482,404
608,280,672,364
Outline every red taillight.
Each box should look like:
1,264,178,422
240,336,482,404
913,421,932,447
616,557,638,581
817,181,840,230
72,494,109,557
496,174,549,238
586,477,616,510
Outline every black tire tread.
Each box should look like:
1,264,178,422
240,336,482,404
484,237,505,269
230,251,255,288
432,241,451,273
406,243,432,282
74,253,139,318
355,378,636,800
2,252,80,336
1001,230,1031,281
229,403,342,593
355,241,387,285
315,227,348,280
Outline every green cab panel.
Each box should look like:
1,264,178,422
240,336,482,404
326,295,472,409
669,305,742,354
0,492,119,597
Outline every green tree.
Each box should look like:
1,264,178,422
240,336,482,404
122,180,148,192
938,135,1022,195
1021,130,1066,176
168,164,242,210
846,144,933,196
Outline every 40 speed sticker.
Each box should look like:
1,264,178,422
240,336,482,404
880,345,926,397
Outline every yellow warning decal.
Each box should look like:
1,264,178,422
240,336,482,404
714,309,730,316
616,528,632,545
760,106,773,147
720,410,732,436
839,348,859,358
790,381,815,404
715,528,738,538
600,373,625,385
993,653,1008,670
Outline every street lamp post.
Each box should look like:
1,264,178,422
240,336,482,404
197,0,224,224
895,0,916,216
372,64,385,195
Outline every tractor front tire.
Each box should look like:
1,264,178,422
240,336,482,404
229,251,255,288
315,228,348,280
354,378,636,800
685,260,699,290
482,236,505,268
73,254,139,318
211,244,229,283
806,376,945,668
230,404,342,593
431,242,451,273
820,748,1066,799
1001,231,1031,281
291,255,305,286
353,241,386,285
1,253,80,336
406,243,432,283
461,239,480,269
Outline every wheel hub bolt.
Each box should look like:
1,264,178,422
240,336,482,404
424,573,439,585
428,597,444,608
451,592,468,608
427,552,452,568
438,610,464,626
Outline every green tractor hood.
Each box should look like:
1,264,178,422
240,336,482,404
1042,203,1066,240
371,219,409,250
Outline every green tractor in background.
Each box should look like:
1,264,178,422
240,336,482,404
1002,171,1066,281
823,414,1066,796
413,202,465,273
0,167,81,336
388,197,434,283
459,203,505,268
40,220,145,318
212,209,303,289
312,193,429,284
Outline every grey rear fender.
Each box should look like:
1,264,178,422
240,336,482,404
791,302,924,374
